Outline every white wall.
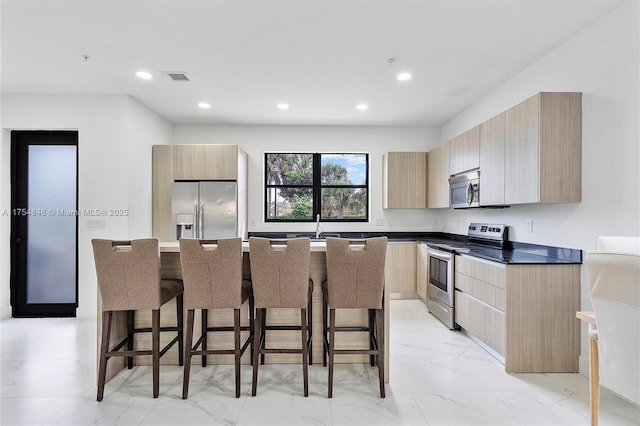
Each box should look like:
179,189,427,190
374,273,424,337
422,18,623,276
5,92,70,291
1,94,172,318
172,125,444,234
439,0,639,374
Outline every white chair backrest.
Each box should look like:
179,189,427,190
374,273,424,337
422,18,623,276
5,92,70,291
586,236,640,405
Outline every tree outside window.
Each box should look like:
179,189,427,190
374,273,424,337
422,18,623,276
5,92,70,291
265,153,368,222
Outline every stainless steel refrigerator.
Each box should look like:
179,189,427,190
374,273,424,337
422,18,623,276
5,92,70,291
172,181,238,241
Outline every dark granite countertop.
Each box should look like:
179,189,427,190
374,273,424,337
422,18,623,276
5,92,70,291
247,231,582,265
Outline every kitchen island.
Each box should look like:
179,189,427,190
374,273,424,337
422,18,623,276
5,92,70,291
98,240,390,383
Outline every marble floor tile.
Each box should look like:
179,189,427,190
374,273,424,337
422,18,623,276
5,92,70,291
237,393,332,425
1,299,639,425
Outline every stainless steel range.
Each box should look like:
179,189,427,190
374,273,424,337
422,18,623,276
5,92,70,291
425,223,508,329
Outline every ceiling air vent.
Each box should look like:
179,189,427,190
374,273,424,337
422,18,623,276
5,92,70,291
164,72,190,81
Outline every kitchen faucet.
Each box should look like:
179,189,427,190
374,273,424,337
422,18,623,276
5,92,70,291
315,214,322,238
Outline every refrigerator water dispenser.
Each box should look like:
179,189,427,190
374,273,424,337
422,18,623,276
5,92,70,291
176,214,195,239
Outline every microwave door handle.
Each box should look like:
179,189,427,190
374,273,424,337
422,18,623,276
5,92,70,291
466,182,473,206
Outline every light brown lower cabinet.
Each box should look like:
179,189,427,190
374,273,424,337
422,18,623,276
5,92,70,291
454,255,580,373
385,242,417,297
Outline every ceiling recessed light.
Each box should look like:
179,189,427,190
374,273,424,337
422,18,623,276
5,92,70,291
397,72,412,81
136,71,153,80
356,104,369,110
277,103,290,110
198,102,211,109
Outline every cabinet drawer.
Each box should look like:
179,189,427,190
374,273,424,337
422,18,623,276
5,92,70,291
455,272,505,311
455,255,506,289
455,290,505,356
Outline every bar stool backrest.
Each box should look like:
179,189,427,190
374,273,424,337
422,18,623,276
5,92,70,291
249,237,310,308
325,237,388,309
179,238,243,309
92,239,162,311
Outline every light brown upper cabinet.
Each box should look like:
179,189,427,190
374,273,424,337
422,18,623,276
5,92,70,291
505,92,582,205
479,112,506,206
173,144,238,180
383,152,428,209
450,126,480,175
427,142,450,208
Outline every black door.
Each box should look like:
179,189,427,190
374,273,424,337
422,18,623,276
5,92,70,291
11,131,78,317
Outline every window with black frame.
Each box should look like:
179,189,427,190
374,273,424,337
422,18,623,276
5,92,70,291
265,153,368,222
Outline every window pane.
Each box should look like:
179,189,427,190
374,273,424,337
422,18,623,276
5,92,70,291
321,188,367,220
266,187,313,220
266,153,313,185
321,154,366,186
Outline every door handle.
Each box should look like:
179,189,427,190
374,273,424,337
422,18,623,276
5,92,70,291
467,183,473,206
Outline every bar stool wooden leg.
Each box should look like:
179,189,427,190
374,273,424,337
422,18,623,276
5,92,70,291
152,309,161,398
307,293,313,366
589,334,599,426
251,308,262,396
369,310,376,367
201,309,208,367
301,308,309,397
234,308,242,398
182,309,195,399
375,308,385,398
260,308,267,365
176,294,184,366
97,311,112,402
249,296,255,366
328,308,336,398
127,311,134,369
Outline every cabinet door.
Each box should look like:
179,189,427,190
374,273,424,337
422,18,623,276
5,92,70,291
504,93,582,205
174,145,238,180
450,127,480,175
427,142,450,208
462,126,480,172
479,112,506,206
505,95,540,204
152,145,174,241
416,243,429,302
538,92,582,203
385,242,416,295
383,152,427,209
449,134,465,176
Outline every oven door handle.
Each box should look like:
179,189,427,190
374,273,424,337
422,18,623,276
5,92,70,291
427,248,452,261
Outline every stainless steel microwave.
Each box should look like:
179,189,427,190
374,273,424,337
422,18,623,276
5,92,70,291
449,170,480,208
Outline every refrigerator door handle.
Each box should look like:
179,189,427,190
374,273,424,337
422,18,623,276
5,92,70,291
193,201,199,238
199,201,204,239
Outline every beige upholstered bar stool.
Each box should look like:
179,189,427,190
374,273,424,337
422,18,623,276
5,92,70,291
249,237,313,397
92,239,184,401
323,236,387,398
179,238,254,399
